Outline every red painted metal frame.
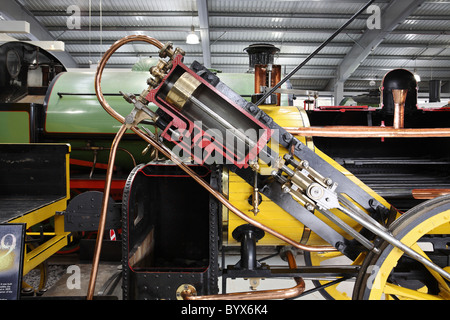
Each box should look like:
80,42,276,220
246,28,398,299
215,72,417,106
144,55,273,169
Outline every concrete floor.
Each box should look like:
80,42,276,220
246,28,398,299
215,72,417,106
22,260,122,299
42,263,122,299
20,252,358,300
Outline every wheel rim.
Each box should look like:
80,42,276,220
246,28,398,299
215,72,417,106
360,209,450,300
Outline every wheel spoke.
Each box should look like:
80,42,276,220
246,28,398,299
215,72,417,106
384,283,444,300
356,199,450,300
410,243,450,294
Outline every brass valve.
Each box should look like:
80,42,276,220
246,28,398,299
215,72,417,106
159,41,185,60
148,41,186,89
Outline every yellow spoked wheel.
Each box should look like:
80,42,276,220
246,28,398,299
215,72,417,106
353,195,450,300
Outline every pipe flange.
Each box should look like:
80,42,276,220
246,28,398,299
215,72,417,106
176,284,197,300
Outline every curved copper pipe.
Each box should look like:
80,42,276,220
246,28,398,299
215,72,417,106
94,34,164,123
182,250,304,300
182,279,305,301
86,124,127,300
88,35,163,300
285,250,303,286
89,34,337,299
132,127,336,253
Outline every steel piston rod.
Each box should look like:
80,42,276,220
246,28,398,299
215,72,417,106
281,152,450,281
319,208,376,253
337,201,450,282
89,34,337,300
93,34,450,302
187,95,271,162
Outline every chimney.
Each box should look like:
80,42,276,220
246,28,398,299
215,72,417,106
429,80,441,103
244,44,281,106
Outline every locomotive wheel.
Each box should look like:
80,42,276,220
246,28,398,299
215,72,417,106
353,195,450,300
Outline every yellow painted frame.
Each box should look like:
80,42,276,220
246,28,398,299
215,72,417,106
225,106,392,246
7,147,72,276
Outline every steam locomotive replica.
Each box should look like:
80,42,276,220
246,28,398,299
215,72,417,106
1,31,450,300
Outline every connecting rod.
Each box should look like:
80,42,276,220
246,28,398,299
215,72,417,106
89,34,450,301
87,35,336,300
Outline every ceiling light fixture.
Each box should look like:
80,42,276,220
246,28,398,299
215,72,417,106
186,25,199,44
413,69,421,82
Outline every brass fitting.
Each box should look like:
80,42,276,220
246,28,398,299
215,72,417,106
159,41,185,60
147,42,186,89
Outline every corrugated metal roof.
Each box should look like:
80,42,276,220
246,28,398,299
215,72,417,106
5,0,450,93
38,15,198,28
384,33,450,44
209,16,367,30
412,1,450,15
397,19,450,31
18,0,197,12
290,78,330,90
209,0,389,15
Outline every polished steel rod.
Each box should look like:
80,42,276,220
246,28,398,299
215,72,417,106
338,204,450,281
89,34,338,300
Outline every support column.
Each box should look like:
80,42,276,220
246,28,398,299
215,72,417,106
334,81,344,106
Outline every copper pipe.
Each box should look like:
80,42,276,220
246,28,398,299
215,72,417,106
412,189,450,200
89,36,337,300
94,34,164,124
182,279,305,300
94,35,336,254
392,89,408,129
271,65,281,106
254,66,265,94
132,126,336,253
88,35,163,300
286,126,450,138
182,249,304,300
86,123,127,300
285,250,303,285
254,65,282,105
